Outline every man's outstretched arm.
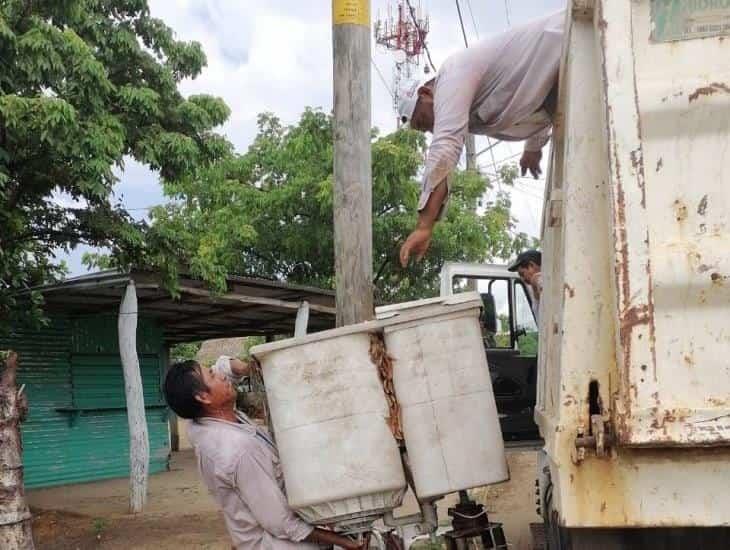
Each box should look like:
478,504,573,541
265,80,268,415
399,179,448,267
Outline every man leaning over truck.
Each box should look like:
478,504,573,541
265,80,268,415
163,356,367,550
399,9,564,267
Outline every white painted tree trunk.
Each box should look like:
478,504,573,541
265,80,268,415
118,281,149,514
294,301,310,337
0,351,34,549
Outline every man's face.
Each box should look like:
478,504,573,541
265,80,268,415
195,366,236,411
517,261,541,285
409,86,435,132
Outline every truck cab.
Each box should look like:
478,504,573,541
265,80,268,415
440,262,540,442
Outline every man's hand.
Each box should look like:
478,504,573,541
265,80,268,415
398,179,447,267
520,150,543,179
229,358,250,378
399,226,433,268
306,528,370,550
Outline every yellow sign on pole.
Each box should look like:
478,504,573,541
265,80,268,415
333,0,369,26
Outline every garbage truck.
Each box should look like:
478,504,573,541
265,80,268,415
447,1,730,546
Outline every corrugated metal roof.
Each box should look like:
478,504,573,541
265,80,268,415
22,270,336,343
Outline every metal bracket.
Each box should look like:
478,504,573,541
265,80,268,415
574,414,614,460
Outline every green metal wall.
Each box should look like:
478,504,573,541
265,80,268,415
1,314,170,488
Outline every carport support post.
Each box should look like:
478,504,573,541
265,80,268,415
332,0,374,326
118,280,149,513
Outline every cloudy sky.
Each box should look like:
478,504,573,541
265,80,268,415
63,0,564,275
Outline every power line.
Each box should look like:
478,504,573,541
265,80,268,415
512,185,541,233
454,1,502,181
485,137,501,190
371,58,395,100
465,0,479,39
494,151,522,164
404,0,437,72
475,139,501,158
513,182,545,200
455,0,469,47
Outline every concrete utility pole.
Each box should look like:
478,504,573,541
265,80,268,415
332,0,374,326
465,135,476,171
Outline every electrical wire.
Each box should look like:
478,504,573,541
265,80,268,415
371,58,395,100
455,0,469,47
512,183,545,201
486,137,502,191
494,151,522,164
465,0,479,40
454,1,502,181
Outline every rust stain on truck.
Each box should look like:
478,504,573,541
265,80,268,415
688,82,730,103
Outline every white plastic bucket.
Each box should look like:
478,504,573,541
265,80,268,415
377,292,509,499
251,322,406,526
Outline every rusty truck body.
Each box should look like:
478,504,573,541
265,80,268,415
444,1,730,546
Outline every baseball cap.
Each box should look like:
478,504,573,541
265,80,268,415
507,249,542,272
397,78,430,126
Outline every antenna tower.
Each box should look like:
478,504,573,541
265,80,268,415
374,0,430,113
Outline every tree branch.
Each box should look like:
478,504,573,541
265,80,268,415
376,204,398,217
373,256,391,286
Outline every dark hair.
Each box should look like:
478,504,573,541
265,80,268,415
163,360,208,419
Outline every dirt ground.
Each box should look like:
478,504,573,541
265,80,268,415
28,450,229,550
27,447,541,550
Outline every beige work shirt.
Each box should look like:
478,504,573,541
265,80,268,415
531,271,543,323
187,412,317,550
419,9,565,216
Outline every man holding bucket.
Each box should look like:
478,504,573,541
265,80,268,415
163,356,368,550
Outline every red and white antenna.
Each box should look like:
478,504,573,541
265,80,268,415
374,0,431,113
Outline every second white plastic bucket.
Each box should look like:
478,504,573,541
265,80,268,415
377,292,509,499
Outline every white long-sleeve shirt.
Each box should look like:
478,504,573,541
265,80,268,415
185,361,317,550
419,9,565,215
187,413,317,550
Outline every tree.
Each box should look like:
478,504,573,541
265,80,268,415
170,341,202,363
0,0,231,331
0,351,33,549
146,109,534,302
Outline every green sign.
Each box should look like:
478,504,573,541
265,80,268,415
652,0,730,42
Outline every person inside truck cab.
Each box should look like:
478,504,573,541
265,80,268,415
163,358,367,550
398,9,564,268
508,249,542,322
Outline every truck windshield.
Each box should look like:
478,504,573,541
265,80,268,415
452,276,511,349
